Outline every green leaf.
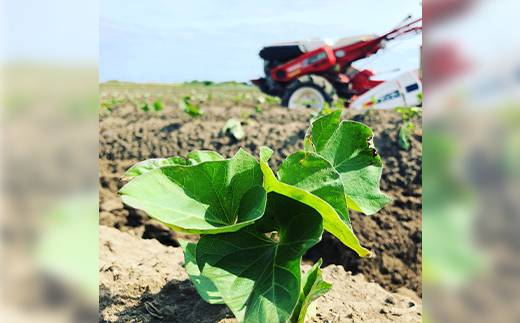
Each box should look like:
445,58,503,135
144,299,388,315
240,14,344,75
259,147,370,257
307,109,392,215
399,124,411,150
141,103,149,112
277,151,353,230
197,192,324,323
179,239,224,304
305,109,341,151
154,101,164,111
119,149,266,234
290,259,333,323
221,118,245,140
121,157,186,180
186,150,225,165
121,152,224,180
181,98,204,117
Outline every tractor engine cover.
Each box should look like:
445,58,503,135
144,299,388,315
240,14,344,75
269,46,336,82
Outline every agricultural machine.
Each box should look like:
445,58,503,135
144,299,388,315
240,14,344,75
251,17,422,110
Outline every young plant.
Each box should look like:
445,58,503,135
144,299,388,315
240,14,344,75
118,110,391,323
255,95,266,113
220,118,245,141
395,106,422,150
99,98,123,114
332,98,346,108
265,95,281,105
140,103,150,112
233,95,242,105
233,92,252,104
153,101,164,114
179,95,204,118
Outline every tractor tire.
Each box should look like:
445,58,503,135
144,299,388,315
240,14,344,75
281,75,337,109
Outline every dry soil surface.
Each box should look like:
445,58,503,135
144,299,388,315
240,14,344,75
99,225,422,323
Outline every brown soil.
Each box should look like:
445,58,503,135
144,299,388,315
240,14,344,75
99,92,422,321
100,225,422,323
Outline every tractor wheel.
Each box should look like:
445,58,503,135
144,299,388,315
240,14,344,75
281,75,337,110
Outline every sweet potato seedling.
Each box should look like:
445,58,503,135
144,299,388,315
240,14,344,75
118,109,391,323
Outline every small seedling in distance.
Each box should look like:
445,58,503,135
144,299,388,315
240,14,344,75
99,98,124,114
153,101,164,114
179,96,204,118
395,104,422,150
220,118,245,141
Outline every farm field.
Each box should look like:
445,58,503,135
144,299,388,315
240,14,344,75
99,83,422,322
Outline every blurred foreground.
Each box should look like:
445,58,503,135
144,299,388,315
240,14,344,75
424,0,520,322
2,0,98,320
1,65,99,322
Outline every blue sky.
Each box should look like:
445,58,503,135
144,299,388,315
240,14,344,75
100,0,422,83
2,0,98,62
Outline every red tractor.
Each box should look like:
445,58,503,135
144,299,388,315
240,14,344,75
252,17,422,110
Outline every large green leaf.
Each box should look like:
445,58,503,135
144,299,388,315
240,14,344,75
290,259,333,323
277,151,353,230
196,192,324,323
186,150,225,165
121,157,186,180
119,149,266,234
259,147,370,257
179,239,224,304
121,151,224,180
307,109,392,215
